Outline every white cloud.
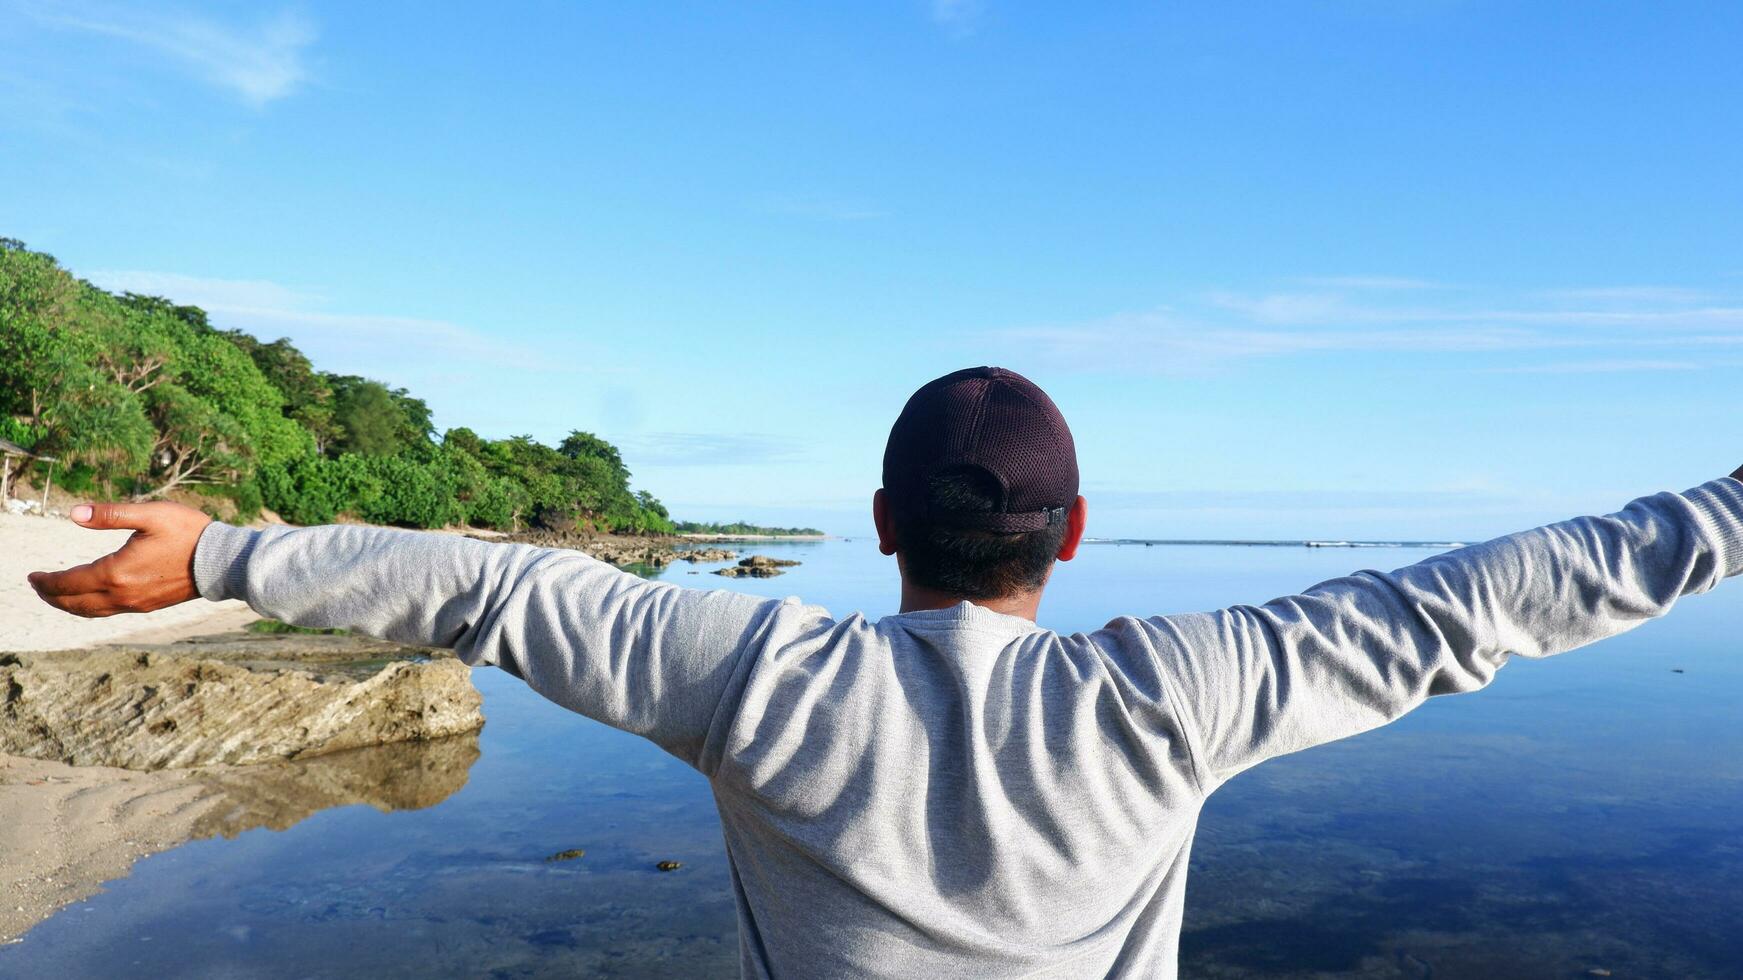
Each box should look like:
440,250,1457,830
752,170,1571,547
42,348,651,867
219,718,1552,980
87,268,313,309
1208,287,1743,331
624,433,807,467
25,3,315,106
982,279,1743,374
1537,286,1715,305
1489,359,1708,374
83,269,549,376
987,310,1567,373
1290,275,1446,291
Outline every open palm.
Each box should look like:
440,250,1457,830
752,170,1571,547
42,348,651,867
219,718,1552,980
28,501,213,618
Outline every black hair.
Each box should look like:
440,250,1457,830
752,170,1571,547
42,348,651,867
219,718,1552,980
892,466,1068,600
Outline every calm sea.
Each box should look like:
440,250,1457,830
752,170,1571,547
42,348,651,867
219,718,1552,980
8,538,1742,978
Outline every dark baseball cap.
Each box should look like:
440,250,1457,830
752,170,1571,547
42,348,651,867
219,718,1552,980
882,366,1079,533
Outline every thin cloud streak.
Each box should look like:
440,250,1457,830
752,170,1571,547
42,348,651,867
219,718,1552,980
1538,286,1716,305
89,268,313,309
1208,290,1743,330
84,268,551,374
1290,275,1446,291
625,433,807,467
988,312,1578,373
1489,359,1708,374
22,3,315,106
984,280,1743,373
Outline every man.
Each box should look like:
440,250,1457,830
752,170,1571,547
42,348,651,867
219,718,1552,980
29,366,1743,978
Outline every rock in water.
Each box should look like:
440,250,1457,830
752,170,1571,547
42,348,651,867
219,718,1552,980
0,635,484,771
712,564,785,578
676,547,737,563
739,555,801,568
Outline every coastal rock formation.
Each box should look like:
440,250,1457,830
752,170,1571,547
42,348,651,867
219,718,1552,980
714,565,779,578
675,547,737,563
711,555,804,578
466,531,764,570
0,634,483,771
484,529,691,567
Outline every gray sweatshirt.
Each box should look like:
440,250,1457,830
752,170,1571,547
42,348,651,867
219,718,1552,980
191,478,1743,979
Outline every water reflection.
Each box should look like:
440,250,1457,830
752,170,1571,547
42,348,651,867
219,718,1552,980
189,734,481,839
0,733,479,948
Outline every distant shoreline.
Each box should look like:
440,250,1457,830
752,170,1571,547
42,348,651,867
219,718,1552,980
679,533,830,542
1084,538,1467,549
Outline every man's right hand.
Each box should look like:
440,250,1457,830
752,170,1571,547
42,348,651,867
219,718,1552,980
27,501,214,618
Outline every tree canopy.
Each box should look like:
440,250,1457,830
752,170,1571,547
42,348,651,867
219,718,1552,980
0,238,674,534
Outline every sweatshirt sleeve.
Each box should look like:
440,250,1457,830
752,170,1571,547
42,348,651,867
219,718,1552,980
1114,477,1743,790
189,522,827,773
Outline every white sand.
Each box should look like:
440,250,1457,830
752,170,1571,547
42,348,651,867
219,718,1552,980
0,512,257,653
0,513,256,942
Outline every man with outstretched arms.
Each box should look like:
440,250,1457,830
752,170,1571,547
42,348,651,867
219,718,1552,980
30,367,1743,978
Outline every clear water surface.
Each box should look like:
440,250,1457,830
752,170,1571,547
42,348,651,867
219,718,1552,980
7,537,1741,978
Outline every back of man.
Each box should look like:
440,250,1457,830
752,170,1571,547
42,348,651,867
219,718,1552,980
710,604,1203,977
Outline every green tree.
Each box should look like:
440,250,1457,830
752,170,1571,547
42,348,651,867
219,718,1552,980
0,244,154,483
327,376,404,455
226,334,343,453
327,375,434,457
3,237,692,535
139,384,249,495
559,430,630,484
167,327,309,468
82,292,180,395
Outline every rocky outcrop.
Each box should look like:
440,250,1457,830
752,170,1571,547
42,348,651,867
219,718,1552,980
714,565,780,578
484,529,686,567
712,555,803,578
481,530,747,569
0,634,483,771
674,547,737,563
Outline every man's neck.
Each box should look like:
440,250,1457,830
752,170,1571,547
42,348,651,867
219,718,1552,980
899,580,1043,621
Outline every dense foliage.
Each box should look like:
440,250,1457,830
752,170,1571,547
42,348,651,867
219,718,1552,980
0,239,674,533
673,521,824,536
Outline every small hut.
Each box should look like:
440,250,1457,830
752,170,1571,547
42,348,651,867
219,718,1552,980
0,437,27,503
0,438,57,514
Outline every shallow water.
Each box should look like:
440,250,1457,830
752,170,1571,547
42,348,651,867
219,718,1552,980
7,538,1741,977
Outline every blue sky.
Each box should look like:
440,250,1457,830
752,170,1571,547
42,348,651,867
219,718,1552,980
3,2,1739,538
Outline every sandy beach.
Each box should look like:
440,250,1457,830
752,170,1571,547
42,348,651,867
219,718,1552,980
0,511,252,941
0,512,258,653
